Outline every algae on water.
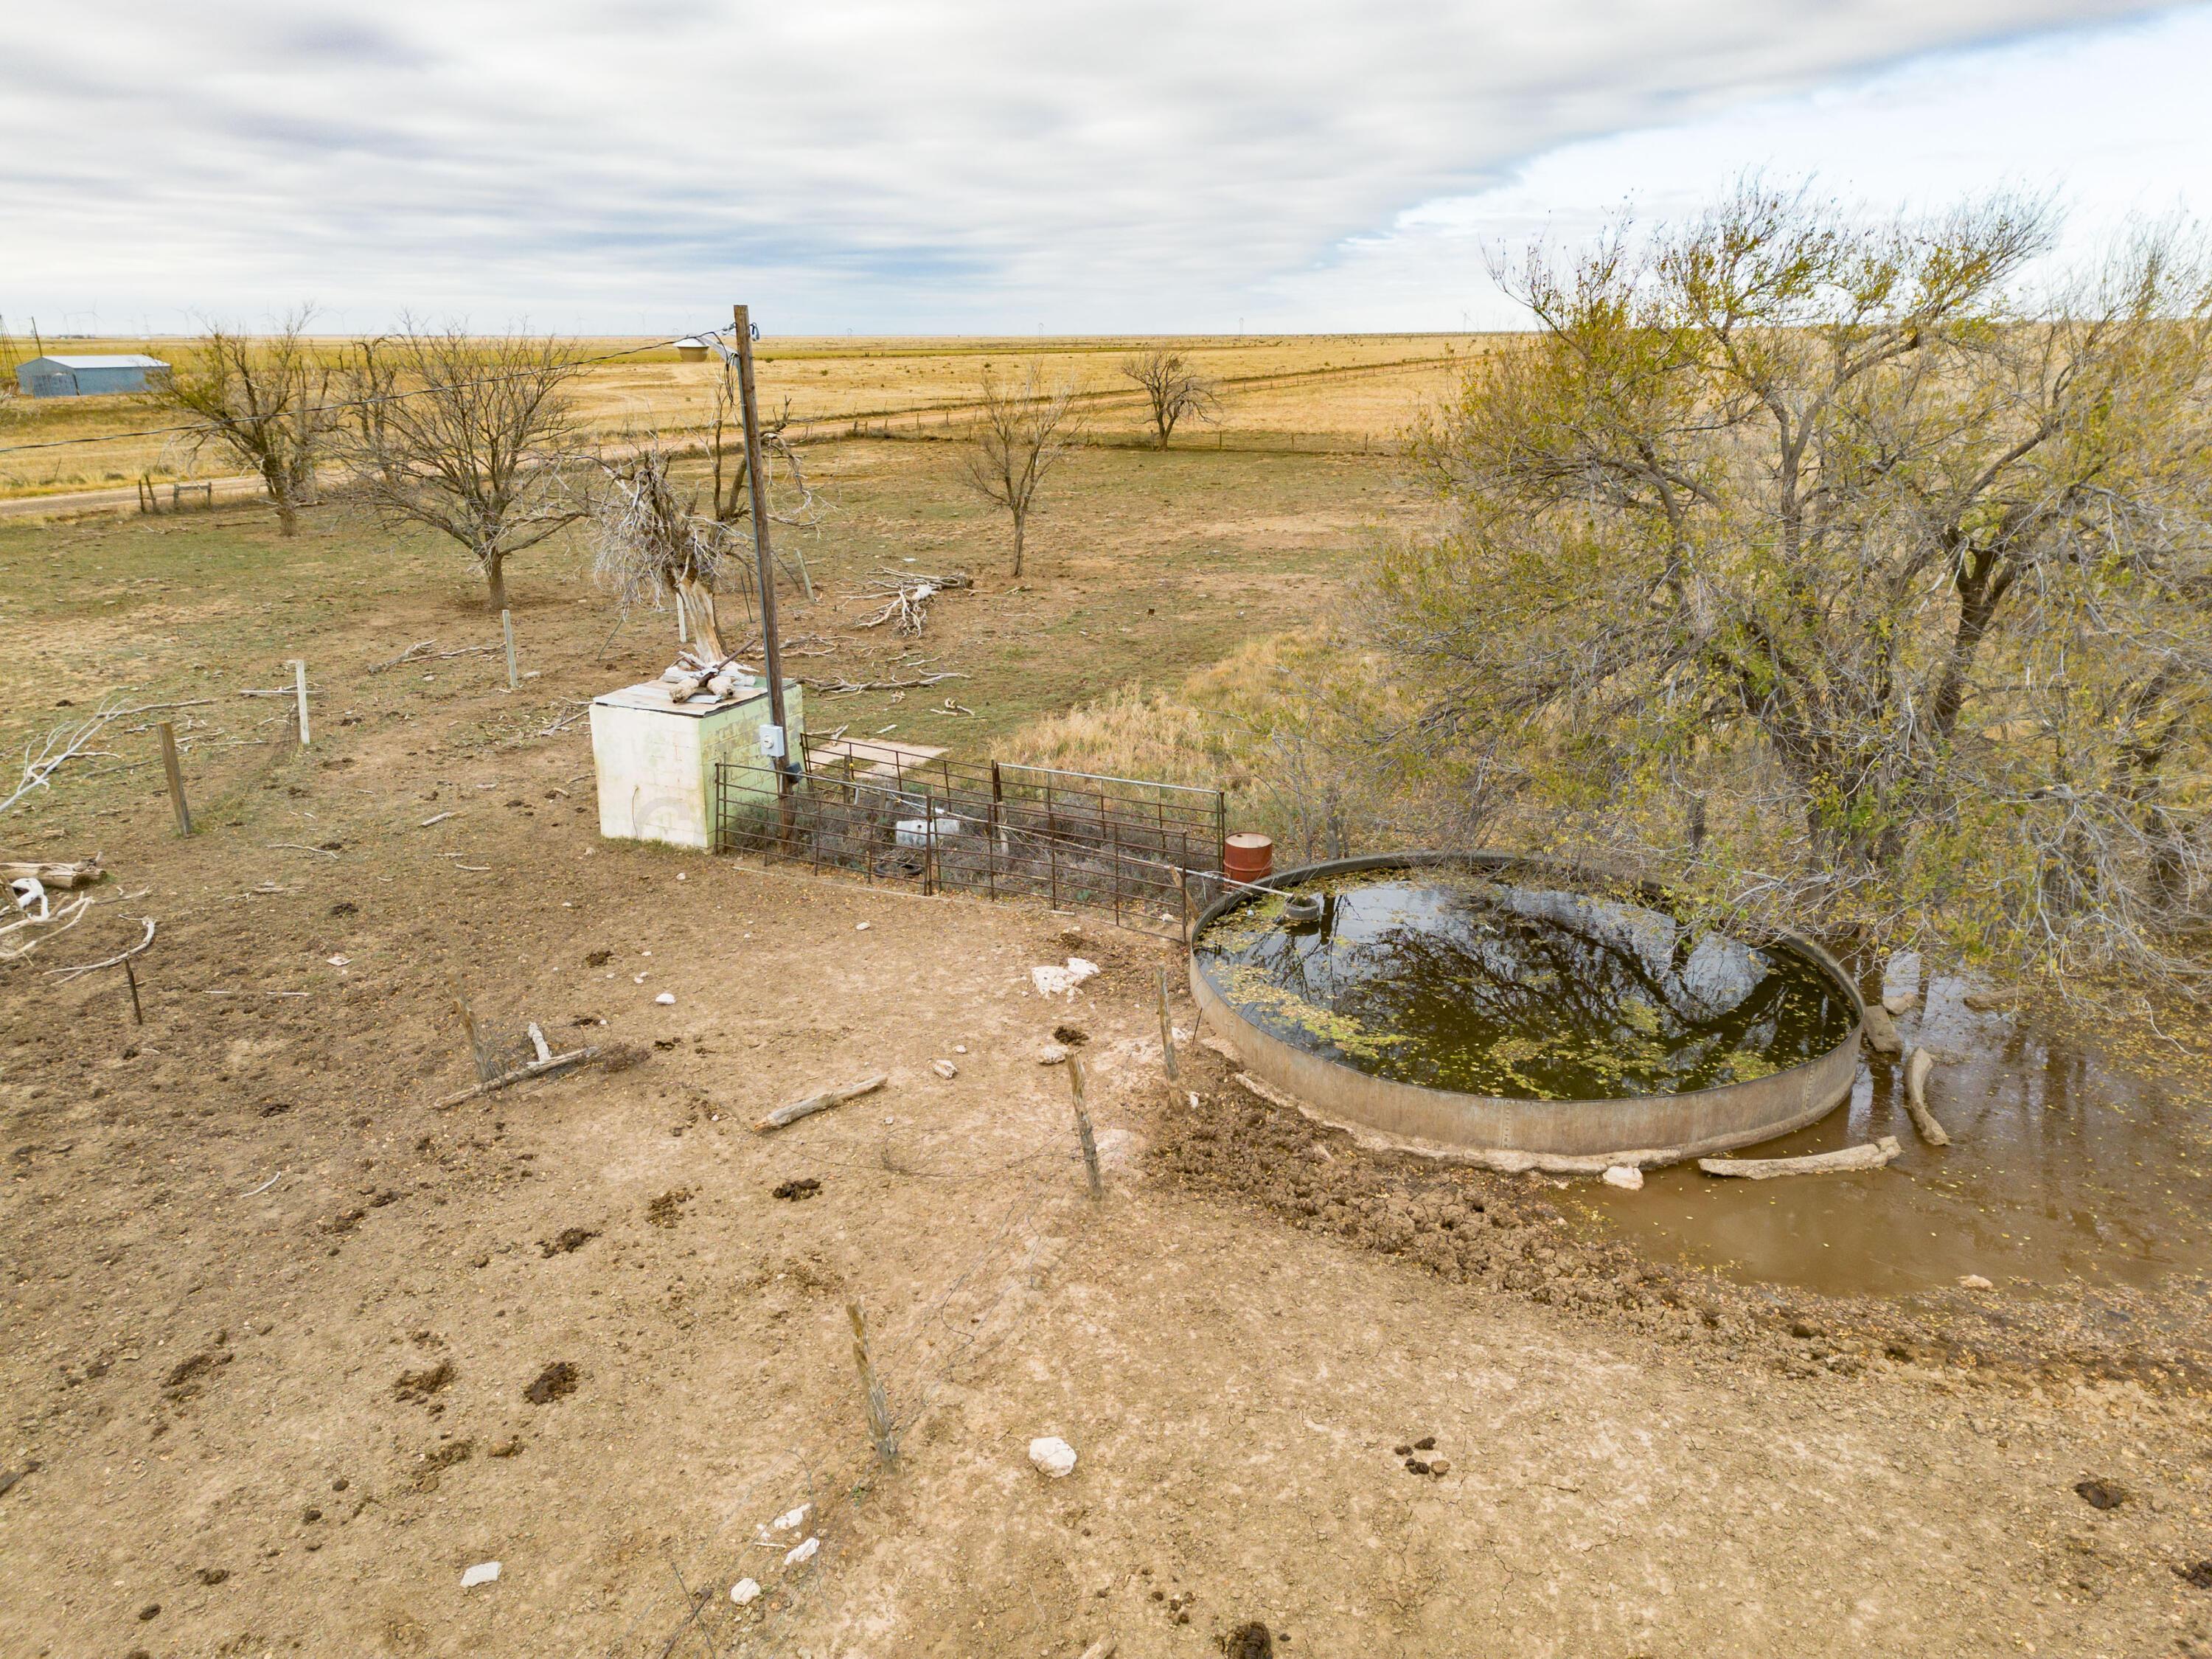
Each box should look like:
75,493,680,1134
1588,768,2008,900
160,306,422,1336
1194,872,1852,1100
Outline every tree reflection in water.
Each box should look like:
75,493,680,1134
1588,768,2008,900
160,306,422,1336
1198,879,1852,1099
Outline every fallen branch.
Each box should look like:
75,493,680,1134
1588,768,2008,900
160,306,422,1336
0,858,105,889
805,672,970,695
265,841,338,859
0,893,94,960
855,574,964,636
46,915,156,981
1697,1136,1902,1179
1,698,138,816
1902,1048,1950,1146
116,700,219,720
435,1043,601,1108
755,1073,888,1132
370,639,439,672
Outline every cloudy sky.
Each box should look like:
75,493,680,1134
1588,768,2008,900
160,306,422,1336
5,1,2205,336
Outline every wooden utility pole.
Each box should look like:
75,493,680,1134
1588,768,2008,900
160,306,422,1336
732,304,793,793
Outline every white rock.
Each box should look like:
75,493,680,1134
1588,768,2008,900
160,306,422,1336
856,921,870,931
784,1536,819,1566
325,954,350,967
460,1560,501,1587
655,992,676,1006
932,1059,959,1079
1029,1436,1078,1478
953,1043,968,1054
772,1504,810,1531
1958,1273,1994,1291
730,1578,761,1604
1030,958,1101,998
1037,1044,1069,1066
1601,1165,1644,1190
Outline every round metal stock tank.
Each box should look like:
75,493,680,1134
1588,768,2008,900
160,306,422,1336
1187,852,1865,1164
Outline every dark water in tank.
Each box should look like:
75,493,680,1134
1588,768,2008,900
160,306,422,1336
1193,874,1855,1100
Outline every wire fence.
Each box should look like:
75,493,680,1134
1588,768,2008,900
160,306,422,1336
714,738,1228,936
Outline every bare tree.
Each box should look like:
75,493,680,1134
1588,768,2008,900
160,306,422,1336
342,326,585,611
157,310,338,535
1121,348,1220,449
704,377,822,599
958,363,1079,577
588,377,830,658
588,442,748,658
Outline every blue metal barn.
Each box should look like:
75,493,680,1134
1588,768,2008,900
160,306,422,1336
14,354,171,397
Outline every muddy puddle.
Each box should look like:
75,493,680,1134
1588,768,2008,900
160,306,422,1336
1577,977,2212,1298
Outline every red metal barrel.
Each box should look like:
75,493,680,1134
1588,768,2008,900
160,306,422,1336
1223,832,1273,886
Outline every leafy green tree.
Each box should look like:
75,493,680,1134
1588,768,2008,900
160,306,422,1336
1374,184,2212,984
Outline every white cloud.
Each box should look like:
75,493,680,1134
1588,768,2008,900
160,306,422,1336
1257,4,2212,329
0,0,2187,334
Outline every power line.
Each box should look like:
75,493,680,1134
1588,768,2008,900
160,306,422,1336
0,330,719,458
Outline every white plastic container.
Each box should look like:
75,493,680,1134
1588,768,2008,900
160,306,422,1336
894,815,963,848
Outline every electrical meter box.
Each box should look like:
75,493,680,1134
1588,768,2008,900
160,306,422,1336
588,678,806,850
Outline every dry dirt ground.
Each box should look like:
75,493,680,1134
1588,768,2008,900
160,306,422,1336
6,460,2212,1658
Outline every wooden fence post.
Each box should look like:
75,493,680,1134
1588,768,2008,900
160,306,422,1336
501,609,518,691
291,659,310,745
1067,1051,1104,1199
157,723,192,835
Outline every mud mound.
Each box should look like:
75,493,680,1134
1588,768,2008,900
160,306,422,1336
1144,1066,2212,1394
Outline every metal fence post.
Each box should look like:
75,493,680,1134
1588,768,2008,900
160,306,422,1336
1158,966,1180,1080
923,789,937,896
1109,813,1121,927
